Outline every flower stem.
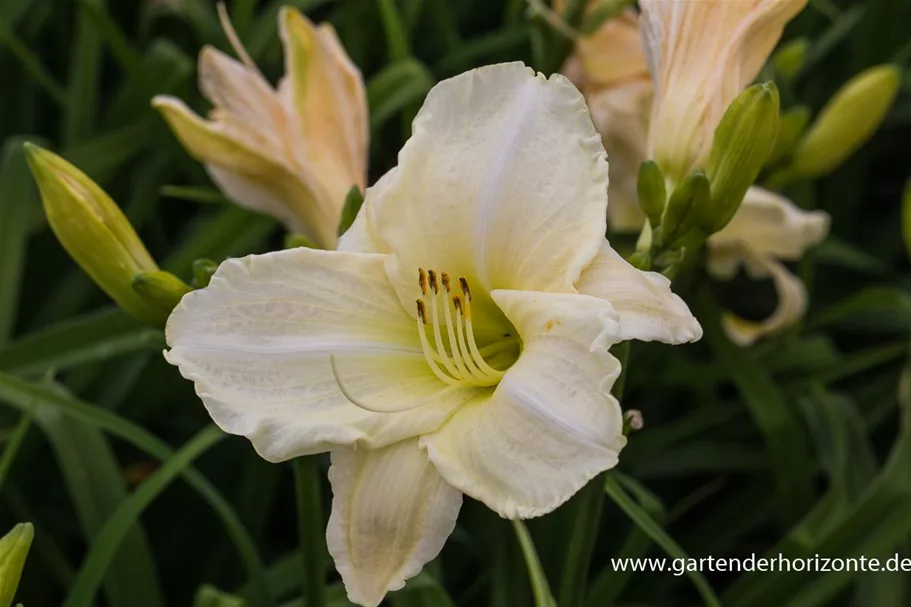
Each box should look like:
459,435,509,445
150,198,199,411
292,456,326,607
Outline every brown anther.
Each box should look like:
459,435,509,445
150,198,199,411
428,270,438,294
418,268,427,296
441,272,451,292
452,294,463,315
416,299,427,324
459,277,472,301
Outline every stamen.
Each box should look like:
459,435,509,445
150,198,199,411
452,294,489,383
459,277,472,301
414,269,507,387
415,301,460,386
418,269,428,296
441,289,472,380
459,281,505,379
216,2,263,76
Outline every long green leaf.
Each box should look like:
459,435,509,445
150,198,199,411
34,388,165,607
697,293,814,525
604,474,721,607
512,520,555,607
63,425,224,607
0,308,163,376
0,373,271,607
0,138,43,344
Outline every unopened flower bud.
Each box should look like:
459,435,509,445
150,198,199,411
637,160,667,228
658,170,710,249
132,271,193,321
767,105,811,167
791,64,901,178
773,37,810,82
24,144,168,325
702,82,780,234
0,522,33,607
191,259,219,289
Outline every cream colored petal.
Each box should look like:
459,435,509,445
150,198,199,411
641,0,808,175
721,253,808,346
576,241,702,344
367,63,610,308
165,248,476,461
584,81,652,232
577,10,650,86
197,46,286,153
327,440,461,607
708,186,830,261
152,96,337,247
422,290,626,519
280,7,368,206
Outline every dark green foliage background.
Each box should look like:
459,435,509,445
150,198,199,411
1,0,911,605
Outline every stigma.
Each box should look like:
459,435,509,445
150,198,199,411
415,269,504,387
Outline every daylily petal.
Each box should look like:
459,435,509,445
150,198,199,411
165,248,475,461
152,97,337,247
197,46,286,152
576,241,702,344
720,253,808,346
708,186,830,261
367,63,610,303
583,82,652,232
641,0,808,175
577,10,650,86
327,440,461,607
423,290,626,519
280,8,368,201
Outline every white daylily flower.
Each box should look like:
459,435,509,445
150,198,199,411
153,7,368,249
708,186,829,345
566,5,827,344
640,0,808,181
165,63,701,607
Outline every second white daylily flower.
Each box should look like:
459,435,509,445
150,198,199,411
566,4,827,344
165,63,701,607
153,7,368,249
708,186,829,345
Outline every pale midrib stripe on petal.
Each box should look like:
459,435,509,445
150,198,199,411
472,78,541,290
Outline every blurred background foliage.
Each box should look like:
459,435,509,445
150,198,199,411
1,0,911,606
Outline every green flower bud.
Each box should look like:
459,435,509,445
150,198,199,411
791,64,901,178
773,37,810,82
191,259,219,289
132,271,193,321
702,82,781,234
0,523,33,607
24,144,165,325
637,161,667,228
658,170,710,249
767,105,811,167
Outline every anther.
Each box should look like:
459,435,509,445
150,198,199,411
452,294,463,315
418,268,427,295
416,299,427,324
459,277,472,300
441,272,451,292
428,270,438,293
